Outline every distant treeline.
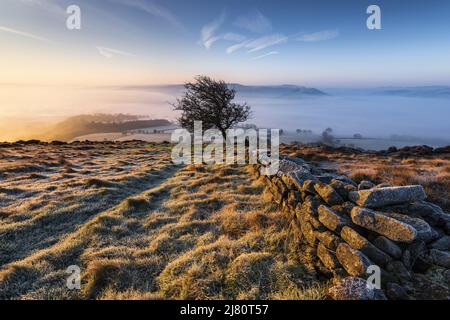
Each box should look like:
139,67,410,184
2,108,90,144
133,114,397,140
38,114,172,141
65,113,146,123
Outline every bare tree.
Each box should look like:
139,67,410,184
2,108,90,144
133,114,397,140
322,127,335,145
172,76,251,137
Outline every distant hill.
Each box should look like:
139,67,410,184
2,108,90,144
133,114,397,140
229,84,327,97
38,114,172,141
372,86,450,98
117,83,327,98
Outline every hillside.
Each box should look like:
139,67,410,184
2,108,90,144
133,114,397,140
0,141,324,299
118,83,328,98
37,115,172,142
371,86,450,98
0,141,449,300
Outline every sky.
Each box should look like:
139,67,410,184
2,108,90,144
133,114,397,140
1,0,450,87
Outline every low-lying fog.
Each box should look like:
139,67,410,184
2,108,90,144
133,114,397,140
237,94,450,143
1,84,449,148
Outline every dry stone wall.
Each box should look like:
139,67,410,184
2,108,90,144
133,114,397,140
251,157,450,300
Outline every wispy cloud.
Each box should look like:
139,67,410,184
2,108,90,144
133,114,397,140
96,46,136,59
0,25,50,42
111,0,184,30
222,33,246,42
297,29,339,42
226,40,250,54
247,34,288,52
203,32,247,50
226,34,287,54
200,11,226,48
252,51,279,60
234,9,272,33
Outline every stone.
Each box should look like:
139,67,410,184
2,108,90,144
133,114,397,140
402,250,412,269
301,221,317,247
349,185,426,208
274,177,288,194
376,183,393,188
302,244,317,259
294,203,303,220
358,180,374,190
334,175,358,187
330,179,350,200
332,268,348,281
340,226,392,267
301,196,320,217
345,184,357,195
407,240,431,273
317,243,340,270
332,202,355,217
373,236,402,259
386,283,410,300
315,260,334,277
302,179,317,195
298,199,324,231
286,190,300,211
336,243,373,277
316,174,335,184
436,214,450,231
282,168,316,190
406,273,450,299
429,249,450,268
277,159,306,176
272,179,288,204
314,181,344,206
430,228,441,242
282,156,310,169
444,270,450,284
281,174,296,190
386,261,412,283
430,236,450,251
382,211,433,242
414,259,432,274
267,177,287,204
387,201,445,226
318,205,350,233
271,190,285,205
328,277,387,300
308,214,324,230
445,222,450,235
350,207,417,242
316,230,341,250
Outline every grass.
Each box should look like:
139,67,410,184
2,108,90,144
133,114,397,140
343,162,450,211
0,141,325,300
280,143,450,211
2,141,447,300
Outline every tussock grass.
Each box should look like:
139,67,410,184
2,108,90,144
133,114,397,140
84,178,115,188
344,163,450,211
120,198,152,214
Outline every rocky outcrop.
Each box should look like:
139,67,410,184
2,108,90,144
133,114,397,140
250,156,450,300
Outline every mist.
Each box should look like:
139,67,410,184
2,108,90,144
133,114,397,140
1,84,449,147
236,94,450,139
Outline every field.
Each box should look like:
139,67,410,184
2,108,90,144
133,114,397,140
0,141,449,300
0,141,326,300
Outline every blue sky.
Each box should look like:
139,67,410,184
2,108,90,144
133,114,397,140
1,0,450,86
